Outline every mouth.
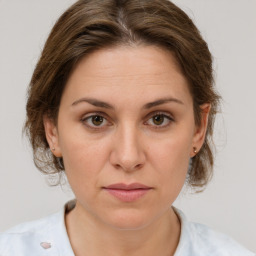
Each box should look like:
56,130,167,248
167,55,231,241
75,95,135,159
102,183,153,202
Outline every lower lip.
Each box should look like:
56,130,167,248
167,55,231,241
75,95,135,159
104,188,151,202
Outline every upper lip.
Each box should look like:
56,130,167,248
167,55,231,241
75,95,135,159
104,183,152,190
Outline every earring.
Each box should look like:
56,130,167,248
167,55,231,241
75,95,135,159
51,147,55,152
193,147,197,154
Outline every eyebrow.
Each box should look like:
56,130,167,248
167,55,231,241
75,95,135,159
71,97,184,109
143,97,184,109
72,98,114,109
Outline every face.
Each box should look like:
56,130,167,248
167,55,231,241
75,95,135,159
44,45,209,230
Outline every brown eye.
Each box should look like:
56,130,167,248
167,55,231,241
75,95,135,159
82,114,108,129
152,115,165,125
91,115,104,126
145,112,173,128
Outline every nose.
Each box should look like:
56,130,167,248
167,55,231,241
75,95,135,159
109,123,146,172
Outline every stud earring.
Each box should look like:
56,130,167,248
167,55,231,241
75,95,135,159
193,147,197,154
51,147,55,152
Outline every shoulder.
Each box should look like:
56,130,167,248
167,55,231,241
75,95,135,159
1,210,60,235
0,202,74,256
187,221,254,255
0,212,59,255
174,208,255,256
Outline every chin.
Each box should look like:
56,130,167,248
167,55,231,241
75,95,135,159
101,208,156,231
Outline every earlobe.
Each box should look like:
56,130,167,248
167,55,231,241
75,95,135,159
191,103,211,157
43,115,62,157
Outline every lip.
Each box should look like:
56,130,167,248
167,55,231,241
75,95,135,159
103,183,152,202
105,183,151,190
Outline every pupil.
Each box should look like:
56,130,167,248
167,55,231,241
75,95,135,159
92,116,103,126
153,115,164,125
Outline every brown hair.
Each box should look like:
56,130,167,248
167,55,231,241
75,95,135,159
24,0,220,190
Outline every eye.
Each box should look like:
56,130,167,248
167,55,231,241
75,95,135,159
90,115,105,126
81,114,109,129
152,115,165,125
146,112,173,128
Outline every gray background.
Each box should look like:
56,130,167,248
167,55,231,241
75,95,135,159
0,0,255,252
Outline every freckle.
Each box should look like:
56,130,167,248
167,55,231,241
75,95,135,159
40,242,52,249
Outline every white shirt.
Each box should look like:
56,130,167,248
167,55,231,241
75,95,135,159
0,201,254,256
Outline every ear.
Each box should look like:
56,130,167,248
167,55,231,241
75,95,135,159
43,115,62,157
191,103,211,157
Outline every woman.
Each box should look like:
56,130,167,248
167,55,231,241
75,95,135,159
0,0,254,255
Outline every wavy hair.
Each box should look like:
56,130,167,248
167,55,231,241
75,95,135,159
24,0,220,190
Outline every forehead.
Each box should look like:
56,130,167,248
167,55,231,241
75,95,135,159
70,45,184,81
62,45,192,107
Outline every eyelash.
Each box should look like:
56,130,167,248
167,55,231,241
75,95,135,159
144,111,174,129
81,111,174,131
81,112,110,131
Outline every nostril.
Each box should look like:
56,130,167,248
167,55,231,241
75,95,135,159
134,163,143,170
109,134,146,171
113,162,143,171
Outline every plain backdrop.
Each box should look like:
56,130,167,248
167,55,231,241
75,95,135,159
0,0,255,252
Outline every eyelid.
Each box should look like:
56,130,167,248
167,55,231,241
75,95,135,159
81,111,112,130
145,110,174,120
81,111,108,120
144,111,174,128
80,110,174,131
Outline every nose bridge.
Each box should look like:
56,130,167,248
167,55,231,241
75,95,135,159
110,121,145,171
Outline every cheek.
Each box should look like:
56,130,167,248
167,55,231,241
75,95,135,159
58,131,111,189
148,132,192,195
150,131,192,170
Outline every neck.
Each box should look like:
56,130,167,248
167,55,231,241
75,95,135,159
65,203,181,256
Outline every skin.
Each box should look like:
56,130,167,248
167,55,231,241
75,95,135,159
44,45,210,256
